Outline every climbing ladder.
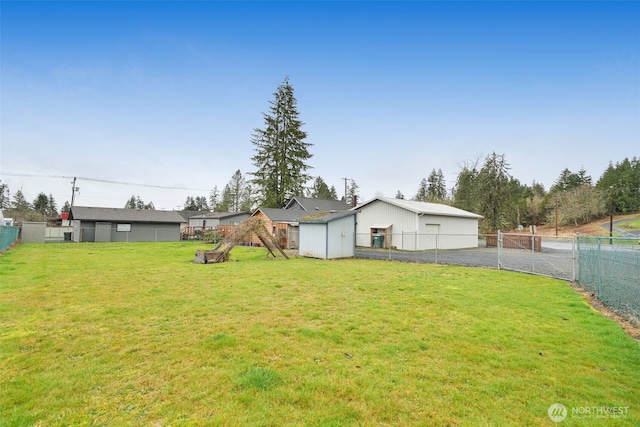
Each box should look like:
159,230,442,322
195,217,288,264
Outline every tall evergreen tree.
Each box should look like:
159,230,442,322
596,157,640,213
226,170,250,212
452,160,480,213
328,185,338,200
33,192,49,216
395,190,405,199
183,196,198,211
415,178,428,202
209,186,221,212
426,168,447,201
308,176,336,200
124,195,154,210
47,194,58,218
476,152,511,231
346,179,360,207
0,181,10,211
251,77,313,208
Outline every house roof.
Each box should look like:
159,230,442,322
70,206,186,223
353,197,483,219
298,210,356,224
285,197,350,212
189,211,250,220
251,208,307,223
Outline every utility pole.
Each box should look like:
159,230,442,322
555,198,558,237
342,177,349,202
70,177,79,207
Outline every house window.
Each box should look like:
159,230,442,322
117,224,132,232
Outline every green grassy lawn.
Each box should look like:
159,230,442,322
1,243,639,426
620,219,640,230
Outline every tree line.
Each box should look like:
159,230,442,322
2,77,638,232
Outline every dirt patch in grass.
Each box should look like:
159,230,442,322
569,282,640,341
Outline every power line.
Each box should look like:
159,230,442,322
1,172,211,192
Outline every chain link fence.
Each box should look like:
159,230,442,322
355,232,576,280
577,236,640,321
356,232,640,322
0,225,20,252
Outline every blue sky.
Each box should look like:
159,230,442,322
1,1,638,209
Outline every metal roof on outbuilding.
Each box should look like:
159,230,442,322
70,206,186,223
298,210,356,224
352,197,483,219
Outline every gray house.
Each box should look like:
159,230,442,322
298,210,356,259
285,196,350,212
70,206,185,242
187,211,250,228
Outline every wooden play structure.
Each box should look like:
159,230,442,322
194,217,289,264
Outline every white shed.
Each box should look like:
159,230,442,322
353,197,482,251
298,211,356,259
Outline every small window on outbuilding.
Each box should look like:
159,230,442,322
117,224,132,232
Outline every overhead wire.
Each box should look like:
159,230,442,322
0,172,211,192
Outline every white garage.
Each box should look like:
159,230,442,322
353,197,482,251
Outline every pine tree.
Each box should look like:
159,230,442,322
476,152,512,231
0,181,10,211
227,170,249,212
33,192,49,216
251,77,313,208
209,186,221,212
184,196,198,211
395,190,405,199
47,194,58,218
415,178,428,202
452,160,480,213
346,179,360,207
329,185,338,200
426,168,447,201
308,176,335,200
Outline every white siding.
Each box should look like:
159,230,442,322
327,215,355,259
355,200,416,248
356,200,480,250
299,223,327,259
299,215,355,259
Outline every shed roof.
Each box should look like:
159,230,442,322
298,210,356,224
70,206,186,223
353,197,483,219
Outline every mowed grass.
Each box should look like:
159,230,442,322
1,243,639,426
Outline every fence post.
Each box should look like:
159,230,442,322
531,234,535,273
572,233,577,282
597,237,603,298
497,230,502,270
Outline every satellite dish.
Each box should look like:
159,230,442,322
517,224,524,231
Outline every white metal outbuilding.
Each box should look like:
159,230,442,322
353,197,483,251
298,211,356,259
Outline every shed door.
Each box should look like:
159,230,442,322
95,222,112,242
